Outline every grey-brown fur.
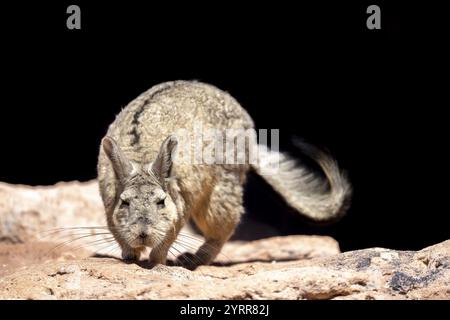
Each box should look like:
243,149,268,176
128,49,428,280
97,80,352,268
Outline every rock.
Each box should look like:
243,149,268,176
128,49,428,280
0,180,105,243
0,180,448,299
0,239,448,300
0,242,91,278
218,235,340,264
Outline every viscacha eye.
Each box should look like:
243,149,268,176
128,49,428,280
121,200,130,208
156,198,165,209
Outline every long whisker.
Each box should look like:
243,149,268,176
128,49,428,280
40,226,127,238
169,244,199,267
167,248,179,265
152,229,229,266
41,231,113,241
174,237,231,264
103,243,120,256
172,240,211,265
69,237,117,252
49,234,109,252
177,232,205,242
43,238,109,261
176,233,228,254
40,226,110,234
94,241,121,256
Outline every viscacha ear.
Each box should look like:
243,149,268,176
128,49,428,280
151,135,178,185
102,136,133,183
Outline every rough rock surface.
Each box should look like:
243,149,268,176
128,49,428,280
0,239,448,300
0,181,449,300
0,180,105,244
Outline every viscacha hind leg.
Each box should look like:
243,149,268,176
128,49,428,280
177,173,244,269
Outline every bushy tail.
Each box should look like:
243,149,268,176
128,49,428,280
251,142,352,222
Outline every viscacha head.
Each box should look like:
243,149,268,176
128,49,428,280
102,135,178,249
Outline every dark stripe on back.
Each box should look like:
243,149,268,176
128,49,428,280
128,83,177,147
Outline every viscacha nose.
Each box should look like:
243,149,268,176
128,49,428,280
138,232,148,239
137,216,151,224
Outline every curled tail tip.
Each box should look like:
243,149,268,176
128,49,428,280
307,144,352,221
254,140,352,222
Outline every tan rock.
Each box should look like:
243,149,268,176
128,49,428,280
0,180,448,300
0,239,448,300
218,235,340,264
0,180,105,243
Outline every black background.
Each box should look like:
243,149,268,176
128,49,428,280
1,2,448,252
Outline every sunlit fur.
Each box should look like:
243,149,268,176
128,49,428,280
97,81,352,268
